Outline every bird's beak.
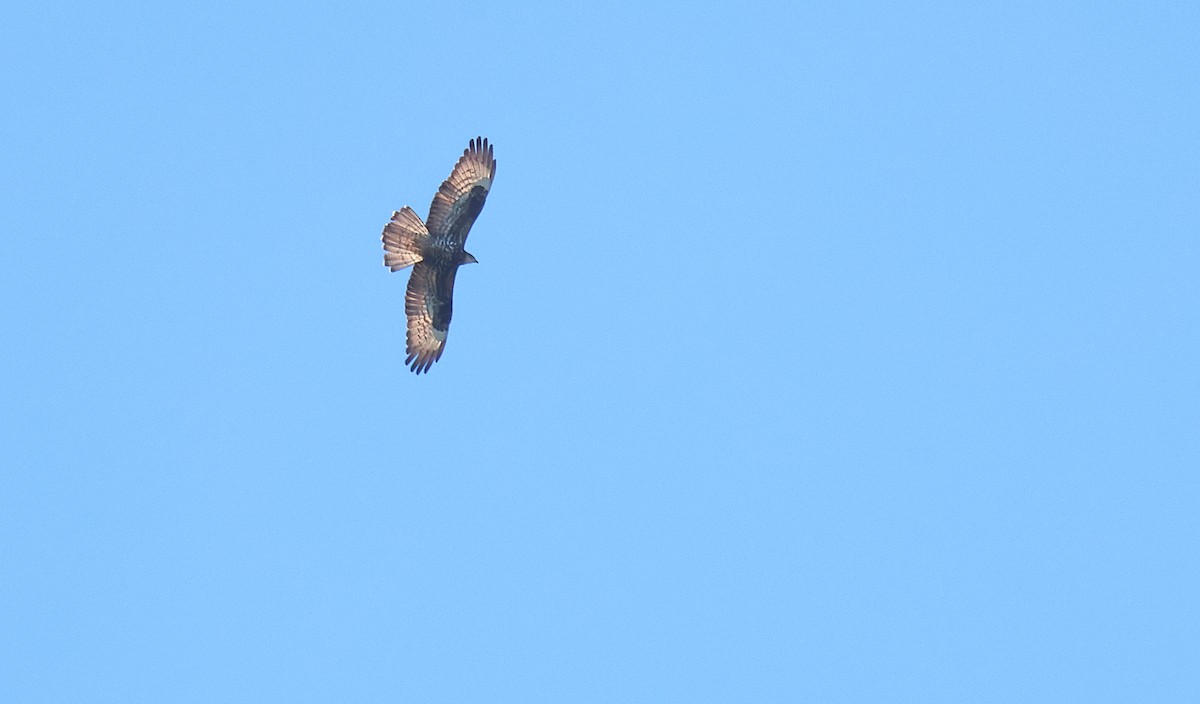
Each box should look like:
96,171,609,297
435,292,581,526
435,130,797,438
462,252,479,264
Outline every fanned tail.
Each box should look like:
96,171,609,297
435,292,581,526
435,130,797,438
382,206,428,271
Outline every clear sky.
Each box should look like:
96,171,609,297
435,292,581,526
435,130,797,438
2,1,1197,701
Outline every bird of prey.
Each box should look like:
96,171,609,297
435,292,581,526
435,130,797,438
382,137,496,373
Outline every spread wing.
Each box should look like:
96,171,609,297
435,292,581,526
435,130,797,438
425,136,496,243
404,262,458,374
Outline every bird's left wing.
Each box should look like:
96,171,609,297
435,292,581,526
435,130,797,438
404,262,458,374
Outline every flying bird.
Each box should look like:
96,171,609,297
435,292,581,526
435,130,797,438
382,137,496,373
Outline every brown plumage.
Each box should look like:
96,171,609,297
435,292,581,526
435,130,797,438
382,137,496,373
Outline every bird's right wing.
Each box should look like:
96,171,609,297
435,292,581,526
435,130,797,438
425,137,496,244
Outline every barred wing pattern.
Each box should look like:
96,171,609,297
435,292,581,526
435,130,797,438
404,262,457,374
426,137,496,242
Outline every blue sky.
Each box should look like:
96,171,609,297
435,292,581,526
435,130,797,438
2,1,1197,701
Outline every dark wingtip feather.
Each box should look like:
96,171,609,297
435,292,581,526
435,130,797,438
405,346,441,374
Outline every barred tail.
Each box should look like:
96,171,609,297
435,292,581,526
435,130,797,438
382,206,428,271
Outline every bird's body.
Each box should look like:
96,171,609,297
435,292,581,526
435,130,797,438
382,137,496,373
